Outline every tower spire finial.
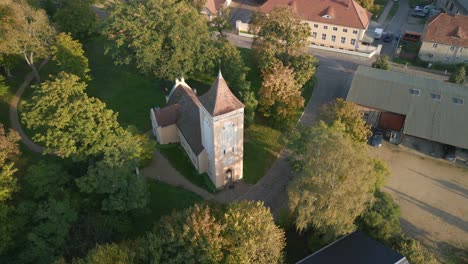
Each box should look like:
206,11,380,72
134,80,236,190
218,59,222,78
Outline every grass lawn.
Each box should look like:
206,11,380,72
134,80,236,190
372,0,389,20
135,179,203,234
157,143,217,193
243,119,282,183
387,1,399,21
85,38,168,132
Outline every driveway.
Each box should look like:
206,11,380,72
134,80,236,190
369,143,468,261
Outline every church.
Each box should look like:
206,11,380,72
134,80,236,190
150,72,245,189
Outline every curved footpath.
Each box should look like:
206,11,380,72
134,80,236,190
9,58,50,154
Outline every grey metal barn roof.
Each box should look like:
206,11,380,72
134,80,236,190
347,66,468,149
297,231,408,264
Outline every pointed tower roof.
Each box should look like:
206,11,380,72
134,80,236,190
199,72,244,117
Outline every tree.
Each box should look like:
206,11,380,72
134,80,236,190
394,235,439,264
23,161,71,200
76,160,149,213
21,198,78,264
319,98,372,144
358,191,401,242
0,74,8,97
288,122,376,240
449,65,465,84
0,53,15,77
258,63,304,127
22,72,143,163
180,0,206,11
72,242,138,264
212,8,231,39
103,0,213,80
52,33,90,81
372,55,390,70
222,201,285,264
147,202,285,264
251,6,317,87
356,0,375,11
52,0,98,41
0,0,56,82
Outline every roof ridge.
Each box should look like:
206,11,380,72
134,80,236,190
350,0,366,29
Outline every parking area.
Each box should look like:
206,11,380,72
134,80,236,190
368,142,468,261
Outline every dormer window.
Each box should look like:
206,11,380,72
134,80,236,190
322,15,333,19
409,89,420,96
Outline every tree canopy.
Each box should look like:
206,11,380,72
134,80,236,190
103,0,213,80
288,122,376,240
372,55,390,70
0,0,56,81
319,98,371,144
52,0,98,41
258,62,304,127
449,65,466,85
52,33,90,81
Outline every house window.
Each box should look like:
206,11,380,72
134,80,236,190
350,39,356,45
341,37,346,43
353,30,358,34
409,88,420,96
460,47,464,52
453,98,464,105
333,27,338,31
322,33,327,40
430,93,441,101
428,54,434,58
450,46,455,51
314,24,318,28
343,28,348,33
312,32,317,39
323,25,328,30
331,35,336,42
432,43,438,48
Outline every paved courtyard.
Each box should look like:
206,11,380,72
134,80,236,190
368,143,468,260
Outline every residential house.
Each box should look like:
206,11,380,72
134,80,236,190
202,0,232,20
418,13,468,64
297,231,409,264
347,66,468,150
259,0,372,51
150,72,245,189
437,0,468,15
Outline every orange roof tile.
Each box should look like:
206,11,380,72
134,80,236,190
424,14,468,47
199,72,244,117
259,0,372,29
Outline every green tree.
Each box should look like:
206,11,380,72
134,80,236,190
449,65,465,84
212,8,231,39
73,242,138,264
356,0,375,11
358,191,401,242
288,122,376,240
23,161,71,200
259,62,304,127
147,204,225,263
372,55,390,70
251,6,317,87
21,198,78,264
103,0,213,80
0,53,15,77
0,74,8,96
0,0,56,82
76,160,149,212
319,98,372,144
147,202,285,264
53,0,98,41
394,235,439,264
52,33,90,81
222,201,285,264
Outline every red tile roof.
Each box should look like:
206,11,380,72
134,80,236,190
153,104,181,127
259,0,372,29
199,72,245,117
424,14,468,47
205,0,225,14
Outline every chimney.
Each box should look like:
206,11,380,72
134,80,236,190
175,78,180,85
181,77,185,83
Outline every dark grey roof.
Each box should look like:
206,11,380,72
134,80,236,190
347,66,468,149
166,84,204,155
199,72,244,117
297,232,408,264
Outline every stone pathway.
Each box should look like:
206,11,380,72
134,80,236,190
9,58,50,154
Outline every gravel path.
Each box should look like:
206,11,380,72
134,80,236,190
9,58,50,154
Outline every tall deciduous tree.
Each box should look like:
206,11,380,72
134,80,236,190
319,98,372,144
449,65,465,85
251,6,317,87
0,74,8,96
52,33,90,81
0,0,55,82
147,202,285,264
103,0,213,80
258,63,304,127
372,55,390,70
52,0,98,41
288,122,375,240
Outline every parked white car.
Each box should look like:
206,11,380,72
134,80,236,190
413,6,424,12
